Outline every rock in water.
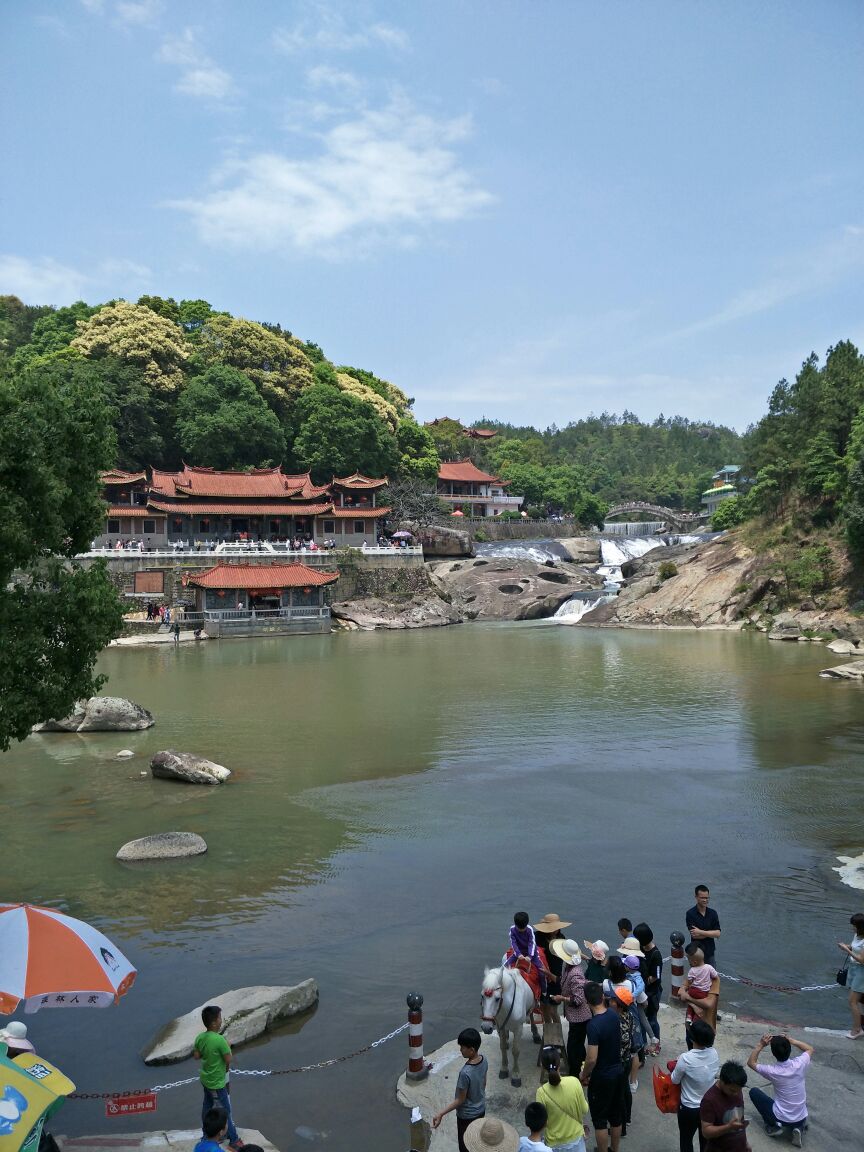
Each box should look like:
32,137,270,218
142,980,319,1063
150,750,231,784
33,696,154,732
820,660,864,681
116,832,207,861
826,639,859,655
115,749,135,759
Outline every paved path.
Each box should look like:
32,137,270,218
58,1129,276,1152
398,1004,860,1151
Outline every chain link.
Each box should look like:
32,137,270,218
68,1022,409,1099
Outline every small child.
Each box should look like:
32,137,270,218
685,947,718,1007
519,1102,550,1151
622,954,661,1054
432,1028,488,1152
194,1005,244,1152
195,1108,228,1152
505,911,549,995
582,939,608,984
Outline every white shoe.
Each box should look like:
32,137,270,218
791,1127,803,1148
629,1080,638,1092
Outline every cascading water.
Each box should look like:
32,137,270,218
474,535,703,626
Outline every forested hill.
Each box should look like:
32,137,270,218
0,294,440,486
460,414,743,512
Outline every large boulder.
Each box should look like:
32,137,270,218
142,981,319,1064
558,536,602,564
429,557,601,621
117,832,207,861
33,696,154,732
332,593,464,630
151,750,231,784
417,524,473,558
820,660,864,681
826,638,859,655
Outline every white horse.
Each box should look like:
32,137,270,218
479,965,538,1087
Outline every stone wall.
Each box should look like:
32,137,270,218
81,551,425,608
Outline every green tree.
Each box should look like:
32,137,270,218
195,314,314,415
0,359,125,749
175,365,285,468
801,430,843,504
289,383,398,483
71,300,189,391
395,418,440,483
426,417,467,463
711,495,746,530
0,296,53,370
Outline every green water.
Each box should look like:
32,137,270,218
2,625,863,1150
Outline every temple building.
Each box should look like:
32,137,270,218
436,461,523,517
96,466,389,548
185,563,338,635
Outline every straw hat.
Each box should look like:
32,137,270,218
533,913,571,934
584,938,609,961
550,938,583,966
618,936,644,957
0,1021,34,1051
463,1116,520,1152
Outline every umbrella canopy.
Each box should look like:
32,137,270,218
391,530,413,538
0,904,136,1014
0,1048,75,1152
451,509,464,516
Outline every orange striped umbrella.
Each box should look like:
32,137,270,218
0,904,136,1015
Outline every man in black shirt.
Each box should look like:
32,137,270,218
686,884,721,963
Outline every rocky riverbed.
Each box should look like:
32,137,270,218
587,535,864,643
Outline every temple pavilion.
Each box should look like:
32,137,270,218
97,466,389,548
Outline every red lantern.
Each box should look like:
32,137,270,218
303,587,311,594
217,589,226,598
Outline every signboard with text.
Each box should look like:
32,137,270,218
105,1093,158,1118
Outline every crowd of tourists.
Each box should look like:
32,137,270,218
430,895,864,1152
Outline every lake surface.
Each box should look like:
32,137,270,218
3,624,863,1150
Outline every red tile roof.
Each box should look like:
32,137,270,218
330,506,390,518
464,428,497,439
188,564,339,589
106,506,166,518
332,472,389,490
148,501,334,516
151,466,309,499
438,460,503,484
102,470,147,485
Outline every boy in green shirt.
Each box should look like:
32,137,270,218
194,1005,244,1151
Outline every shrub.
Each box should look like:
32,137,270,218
658,561,678,581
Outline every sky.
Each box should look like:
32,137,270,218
2,0,862,432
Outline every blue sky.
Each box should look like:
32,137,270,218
2,0,862,431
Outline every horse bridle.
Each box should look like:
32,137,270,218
481,971,517,1029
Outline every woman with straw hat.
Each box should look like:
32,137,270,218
548,940,591,1079
462,1116,519,1152
534,914,572,1016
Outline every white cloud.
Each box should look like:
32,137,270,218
273,6,409,55
115,0,162,26
78,0,105,12
0,256,89,305
0,255,151,306
167,101,493,256
306,64,363,94
660,225,864,344
159,29,234,102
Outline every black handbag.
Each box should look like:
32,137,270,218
836,957,849,986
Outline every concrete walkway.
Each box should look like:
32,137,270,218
397,1004,860,1151
58,1129,276,1152
109,631,207,646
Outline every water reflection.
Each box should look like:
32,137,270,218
1,626,862,1151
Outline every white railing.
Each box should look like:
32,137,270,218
202,607,330,621
79,545,423,559
437,494,523,506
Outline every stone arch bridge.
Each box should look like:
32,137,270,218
604,502,708,531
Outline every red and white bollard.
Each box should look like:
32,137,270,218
670,931,685,999
406,992,429,1081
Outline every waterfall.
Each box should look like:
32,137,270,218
551,592,615,624
602,521,666,537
